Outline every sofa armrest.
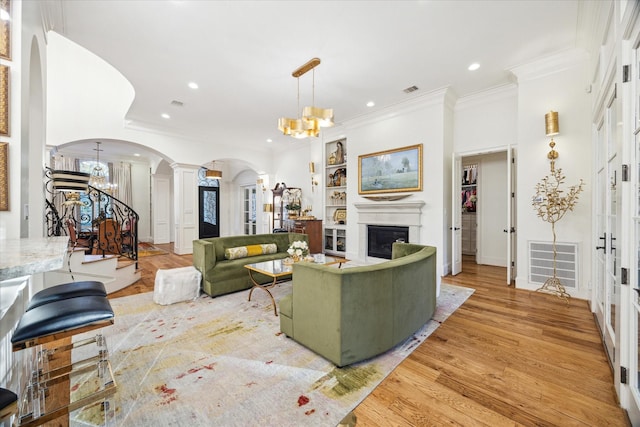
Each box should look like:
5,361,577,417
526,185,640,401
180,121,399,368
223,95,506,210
193,239,216,276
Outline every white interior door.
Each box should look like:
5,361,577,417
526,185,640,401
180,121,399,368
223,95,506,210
152,175,171,244
451,154,462,275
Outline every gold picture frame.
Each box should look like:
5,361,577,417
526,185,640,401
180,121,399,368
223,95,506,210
358,144,423,194
0,142,7,211
0,0,10,60
0,64,7,136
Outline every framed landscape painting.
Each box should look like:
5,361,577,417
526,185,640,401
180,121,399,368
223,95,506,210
358,144,423,194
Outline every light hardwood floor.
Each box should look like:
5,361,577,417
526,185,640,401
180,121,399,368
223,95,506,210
113,247,630,426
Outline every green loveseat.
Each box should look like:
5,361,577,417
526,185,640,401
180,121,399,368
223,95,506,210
279,242,436,367
192,233,308,297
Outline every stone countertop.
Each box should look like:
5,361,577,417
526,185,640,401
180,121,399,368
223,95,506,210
0,236,69,281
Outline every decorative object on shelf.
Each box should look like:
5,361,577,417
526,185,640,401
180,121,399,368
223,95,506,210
333,208,347,224
330,191,346,205
331,168,346,186
205,160,222,179
277,57,333,139
362,194,410,201
532,111,584,300
0,141,6,211
287,240,309,262
358,144,423,194
335,140,345,164
328,152,336,165
0,0,10,60
545,110,559,171
0,64,8,136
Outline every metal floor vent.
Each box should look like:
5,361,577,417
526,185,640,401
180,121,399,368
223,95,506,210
529,241,579,288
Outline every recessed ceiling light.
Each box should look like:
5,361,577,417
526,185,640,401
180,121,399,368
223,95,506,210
133,153,141,157
468,63,480,71
161,113,170,119
266,138,273,143
366,101,375,107
188,82,199,89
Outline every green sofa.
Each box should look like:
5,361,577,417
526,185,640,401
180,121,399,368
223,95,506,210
192,233,308,297
279,242,436,367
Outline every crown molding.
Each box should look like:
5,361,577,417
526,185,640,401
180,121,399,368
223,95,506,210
508,48,589,83
455,84,517,111
344,87,456,130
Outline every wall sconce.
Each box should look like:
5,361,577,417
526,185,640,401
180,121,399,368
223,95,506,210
263,203,273,213
257,178,266,192
545,110,559,172
309,162,318,191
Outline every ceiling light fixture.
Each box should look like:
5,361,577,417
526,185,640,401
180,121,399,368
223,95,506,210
161,113,170,119
206,161,222,179
366,101,375,107
468,63,480,71
278,57,334,139
188,82,199,89
89,141,117,194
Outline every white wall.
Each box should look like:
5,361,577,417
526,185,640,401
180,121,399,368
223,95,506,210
131,162,151,241
468,152,508,267
512,50,592,298
330,89,453,282
454,85,518,154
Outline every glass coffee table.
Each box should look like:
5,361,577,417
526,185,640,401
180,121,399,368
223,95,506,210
244,256,348,316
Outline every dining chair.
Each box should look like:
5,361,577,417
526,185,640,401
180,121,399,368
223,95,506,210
66,219,93,253
95,218,123,256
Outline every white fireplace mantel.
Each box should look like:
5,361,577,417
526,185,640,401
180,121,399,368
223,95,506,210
354,201,426,260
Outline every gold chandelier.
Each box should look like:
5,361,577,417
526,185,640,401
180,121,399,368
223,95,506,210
278,57,334,139
89,141,117,194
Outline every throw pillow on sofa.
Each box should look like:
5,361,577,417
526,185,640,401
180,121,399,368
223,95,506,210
224,243,278,260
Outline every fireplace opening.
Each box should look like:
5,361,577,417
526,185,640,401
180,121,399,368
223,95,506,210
367,225,409,259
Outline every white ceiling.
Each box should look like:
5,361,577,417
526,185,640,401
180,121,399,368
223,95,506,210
55,0,584,161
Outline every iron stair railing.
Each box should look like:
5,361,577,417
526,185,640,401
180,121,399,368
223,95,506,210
45,168,139,267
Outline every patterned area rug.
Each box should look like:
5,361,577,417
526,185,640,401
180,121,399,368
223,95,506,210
72,282,473,426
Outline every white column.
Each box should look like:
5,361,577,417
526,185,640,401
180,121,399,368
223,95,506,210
171,163,199,255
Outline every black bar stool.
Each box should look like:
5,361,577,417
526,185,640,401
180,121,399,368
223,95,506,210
26,281,107,311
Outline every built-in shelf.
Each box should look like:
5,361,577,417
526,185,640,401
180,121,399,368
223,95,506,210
324,139,347,256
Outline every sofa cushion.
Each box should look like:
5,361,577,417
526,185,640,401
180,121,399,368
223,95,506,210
224,243,277,260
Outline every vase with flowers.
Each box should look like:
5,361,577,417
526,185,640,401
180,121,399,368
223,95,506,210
287,240,309,262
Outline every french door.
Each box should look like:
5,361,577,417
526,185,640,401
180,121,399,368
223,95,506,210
594,84,620,374
243,186,257,235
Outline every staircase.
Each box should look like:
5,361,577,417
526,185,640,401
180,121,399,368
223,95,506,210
44,167,142,294
44,247,141,294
